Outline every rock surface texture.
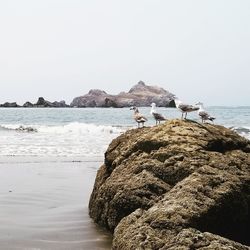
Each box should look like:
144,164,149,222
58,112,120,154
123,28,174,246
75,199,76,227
89,119,250,249
71,81,175,107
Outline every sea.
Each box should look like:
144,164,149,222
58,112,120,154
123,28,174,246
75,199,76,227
0,106,249,158
0,106,249,250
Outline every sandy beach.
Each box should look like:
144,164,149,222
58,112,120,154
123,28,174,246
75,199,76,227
0,157,112,250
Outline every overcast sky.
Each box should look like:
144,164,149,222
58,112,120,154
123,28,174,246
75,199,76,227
0,0,249,106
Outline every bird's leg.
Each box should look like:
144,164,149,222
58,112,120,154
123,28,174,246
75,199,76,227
185,113,187,119
181,113,183,120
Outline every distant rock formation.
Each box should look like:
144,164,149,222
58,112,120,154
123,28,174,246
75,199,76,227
70,90,112,108
0,81,175,108
23,101,34,108
71,81,175,107
23,98,69,108
52,100,68,108
0,98,69,108
35,97,54,107
89,120,250,249
0,102,20,108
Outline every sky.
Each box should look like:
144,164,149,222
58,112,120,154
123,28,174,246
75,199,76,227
0,0,249,106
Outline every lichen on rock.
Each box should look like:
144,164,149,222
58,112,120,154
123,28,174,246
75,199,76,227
89,119,250,249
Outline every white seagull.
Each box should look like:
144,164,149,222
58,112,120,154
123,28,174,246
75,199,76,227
196,102,215,123
173,97,199,119
150,103,166,125
130,106,148,128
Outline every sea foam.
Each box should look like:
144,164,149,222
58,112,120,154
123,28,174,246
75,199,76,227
0,123,124,157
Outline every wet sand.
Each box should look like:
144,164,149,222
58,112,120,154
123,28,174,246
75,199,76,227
0,157,112,250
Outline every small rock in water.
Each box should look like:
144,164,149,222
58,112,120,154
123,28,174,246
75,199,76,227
16,125,38,132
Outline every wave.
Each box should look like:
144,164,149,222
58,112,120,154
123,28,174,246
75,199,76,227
0,122,124,135
230,126,250,139
0,124,37,132
0,122,125,157
0,122,248,157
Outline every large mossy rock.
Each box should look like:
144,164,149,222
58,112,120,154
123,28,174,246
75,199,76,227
89,119,250,249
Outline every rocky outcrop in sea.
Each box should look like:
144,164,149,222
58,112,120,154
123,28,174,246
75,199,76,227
71,81,175,108
0,81,175,108
89,119,250,249
0,98,69,108
24,97,69,108
0,102,20,107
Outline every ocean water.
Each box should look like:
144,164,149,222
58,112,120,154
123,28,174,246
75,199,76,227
0,107,249,158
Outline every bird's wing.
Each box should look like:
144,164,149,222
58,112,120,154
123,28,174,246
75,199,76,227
152,112,166,121
198,111,209,118
135,113,148,122
199,111,215,121
179,104,198,112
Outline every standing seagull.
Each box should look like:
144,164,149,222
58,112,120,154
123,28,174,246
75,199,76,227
173,97,199,119
130,106,148,128
150,103,166,125
196,102,215,123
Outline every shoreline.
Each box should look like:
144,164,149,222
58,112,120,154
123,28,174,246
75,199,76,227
0,155,104,164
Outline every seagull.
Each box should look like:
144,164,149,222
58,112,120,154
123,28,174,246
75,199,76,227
130,106,148,128
150,103,166,125
196,102,215,123
173,97,199,119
